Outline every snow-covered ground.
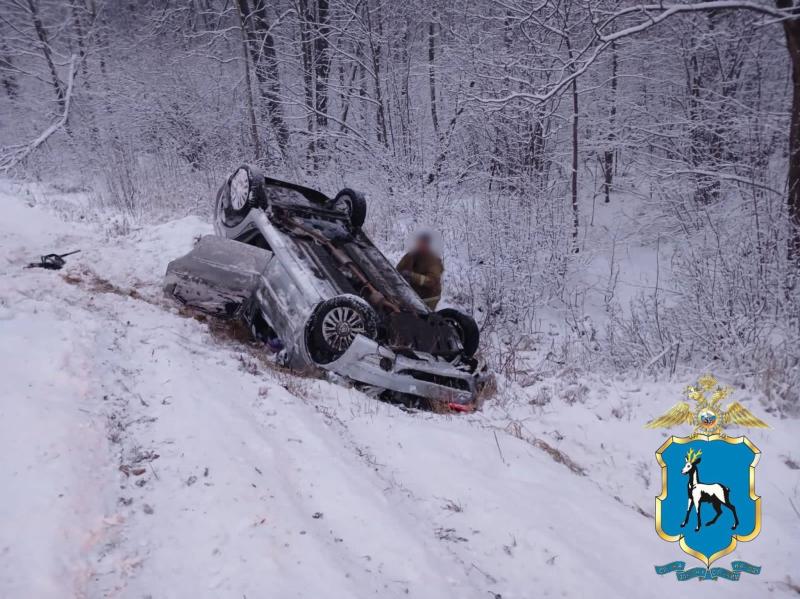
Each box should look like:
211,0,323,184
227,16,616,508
1,180,798,598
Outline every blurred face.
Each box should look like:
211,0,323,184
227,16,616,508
415,235,432,253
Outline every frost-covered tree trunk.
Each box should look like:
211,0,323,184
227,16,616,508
236,0,262,161
602,42,617,204
26,0,64,109
237,0,289,158
251,0,290,155
428,16,439,137
365,0,388,147
778,0,800,261
570,75,579,250
0,39,19,99
69,0,89,83
314,0,331,131
564,6,580,251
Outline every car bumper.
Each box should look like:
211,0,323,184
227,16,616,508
325,335,490,408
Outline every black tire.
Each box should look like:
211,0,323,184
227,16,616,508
437,308,480,357
305,295,378,364
215,164,266,228
330,188,367,228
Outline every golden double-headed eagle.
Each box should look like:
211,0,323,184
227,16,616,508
645,374,768,435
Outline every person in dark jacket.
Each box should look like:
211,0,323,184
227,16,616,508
397,232,443,310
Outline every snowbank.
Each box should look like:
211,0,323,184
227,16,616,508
0,181,797,598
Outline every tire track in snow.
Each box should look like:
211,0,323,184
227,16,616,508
63,268,487,598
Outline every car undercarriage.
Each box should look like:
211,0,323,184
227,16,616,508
163,165,491,410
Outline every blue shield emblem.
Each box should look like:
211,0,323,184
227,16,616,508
656,435,761,566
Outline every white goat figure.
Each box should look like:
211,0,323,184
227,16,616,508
680,448,739,532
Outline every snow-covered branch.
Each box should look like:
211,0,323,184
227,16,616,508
596,2,789,42
0,54,77,172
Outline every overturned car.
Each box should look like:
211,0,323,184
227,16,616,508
164,165,490,410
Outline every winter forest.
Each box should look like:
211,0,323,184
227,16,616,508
2,2,799,407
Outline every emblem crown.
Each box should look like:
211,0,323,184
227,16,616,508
645,374,768,435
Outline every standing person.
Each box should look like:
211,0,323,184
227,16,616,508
397,231,443,310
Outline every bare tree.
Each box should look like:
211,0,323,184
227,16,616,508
602,41,617,204
236,0,263,160
428,13,440,137
0,39,19,99
26,0,65,108
778,0,800,260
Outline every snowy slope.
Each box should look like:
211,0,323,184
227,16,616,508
1,181,798,598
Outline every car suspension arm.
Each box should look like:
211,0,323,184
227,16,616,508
281,215,401,313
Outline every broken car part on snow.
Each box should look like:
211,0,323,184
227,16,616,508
25,249,81,270
163,165,490,410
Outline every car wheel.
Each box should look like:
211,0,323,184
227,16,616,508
437,308,480,357
306,295,378,364
214,165,266,230
330,188,367,228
